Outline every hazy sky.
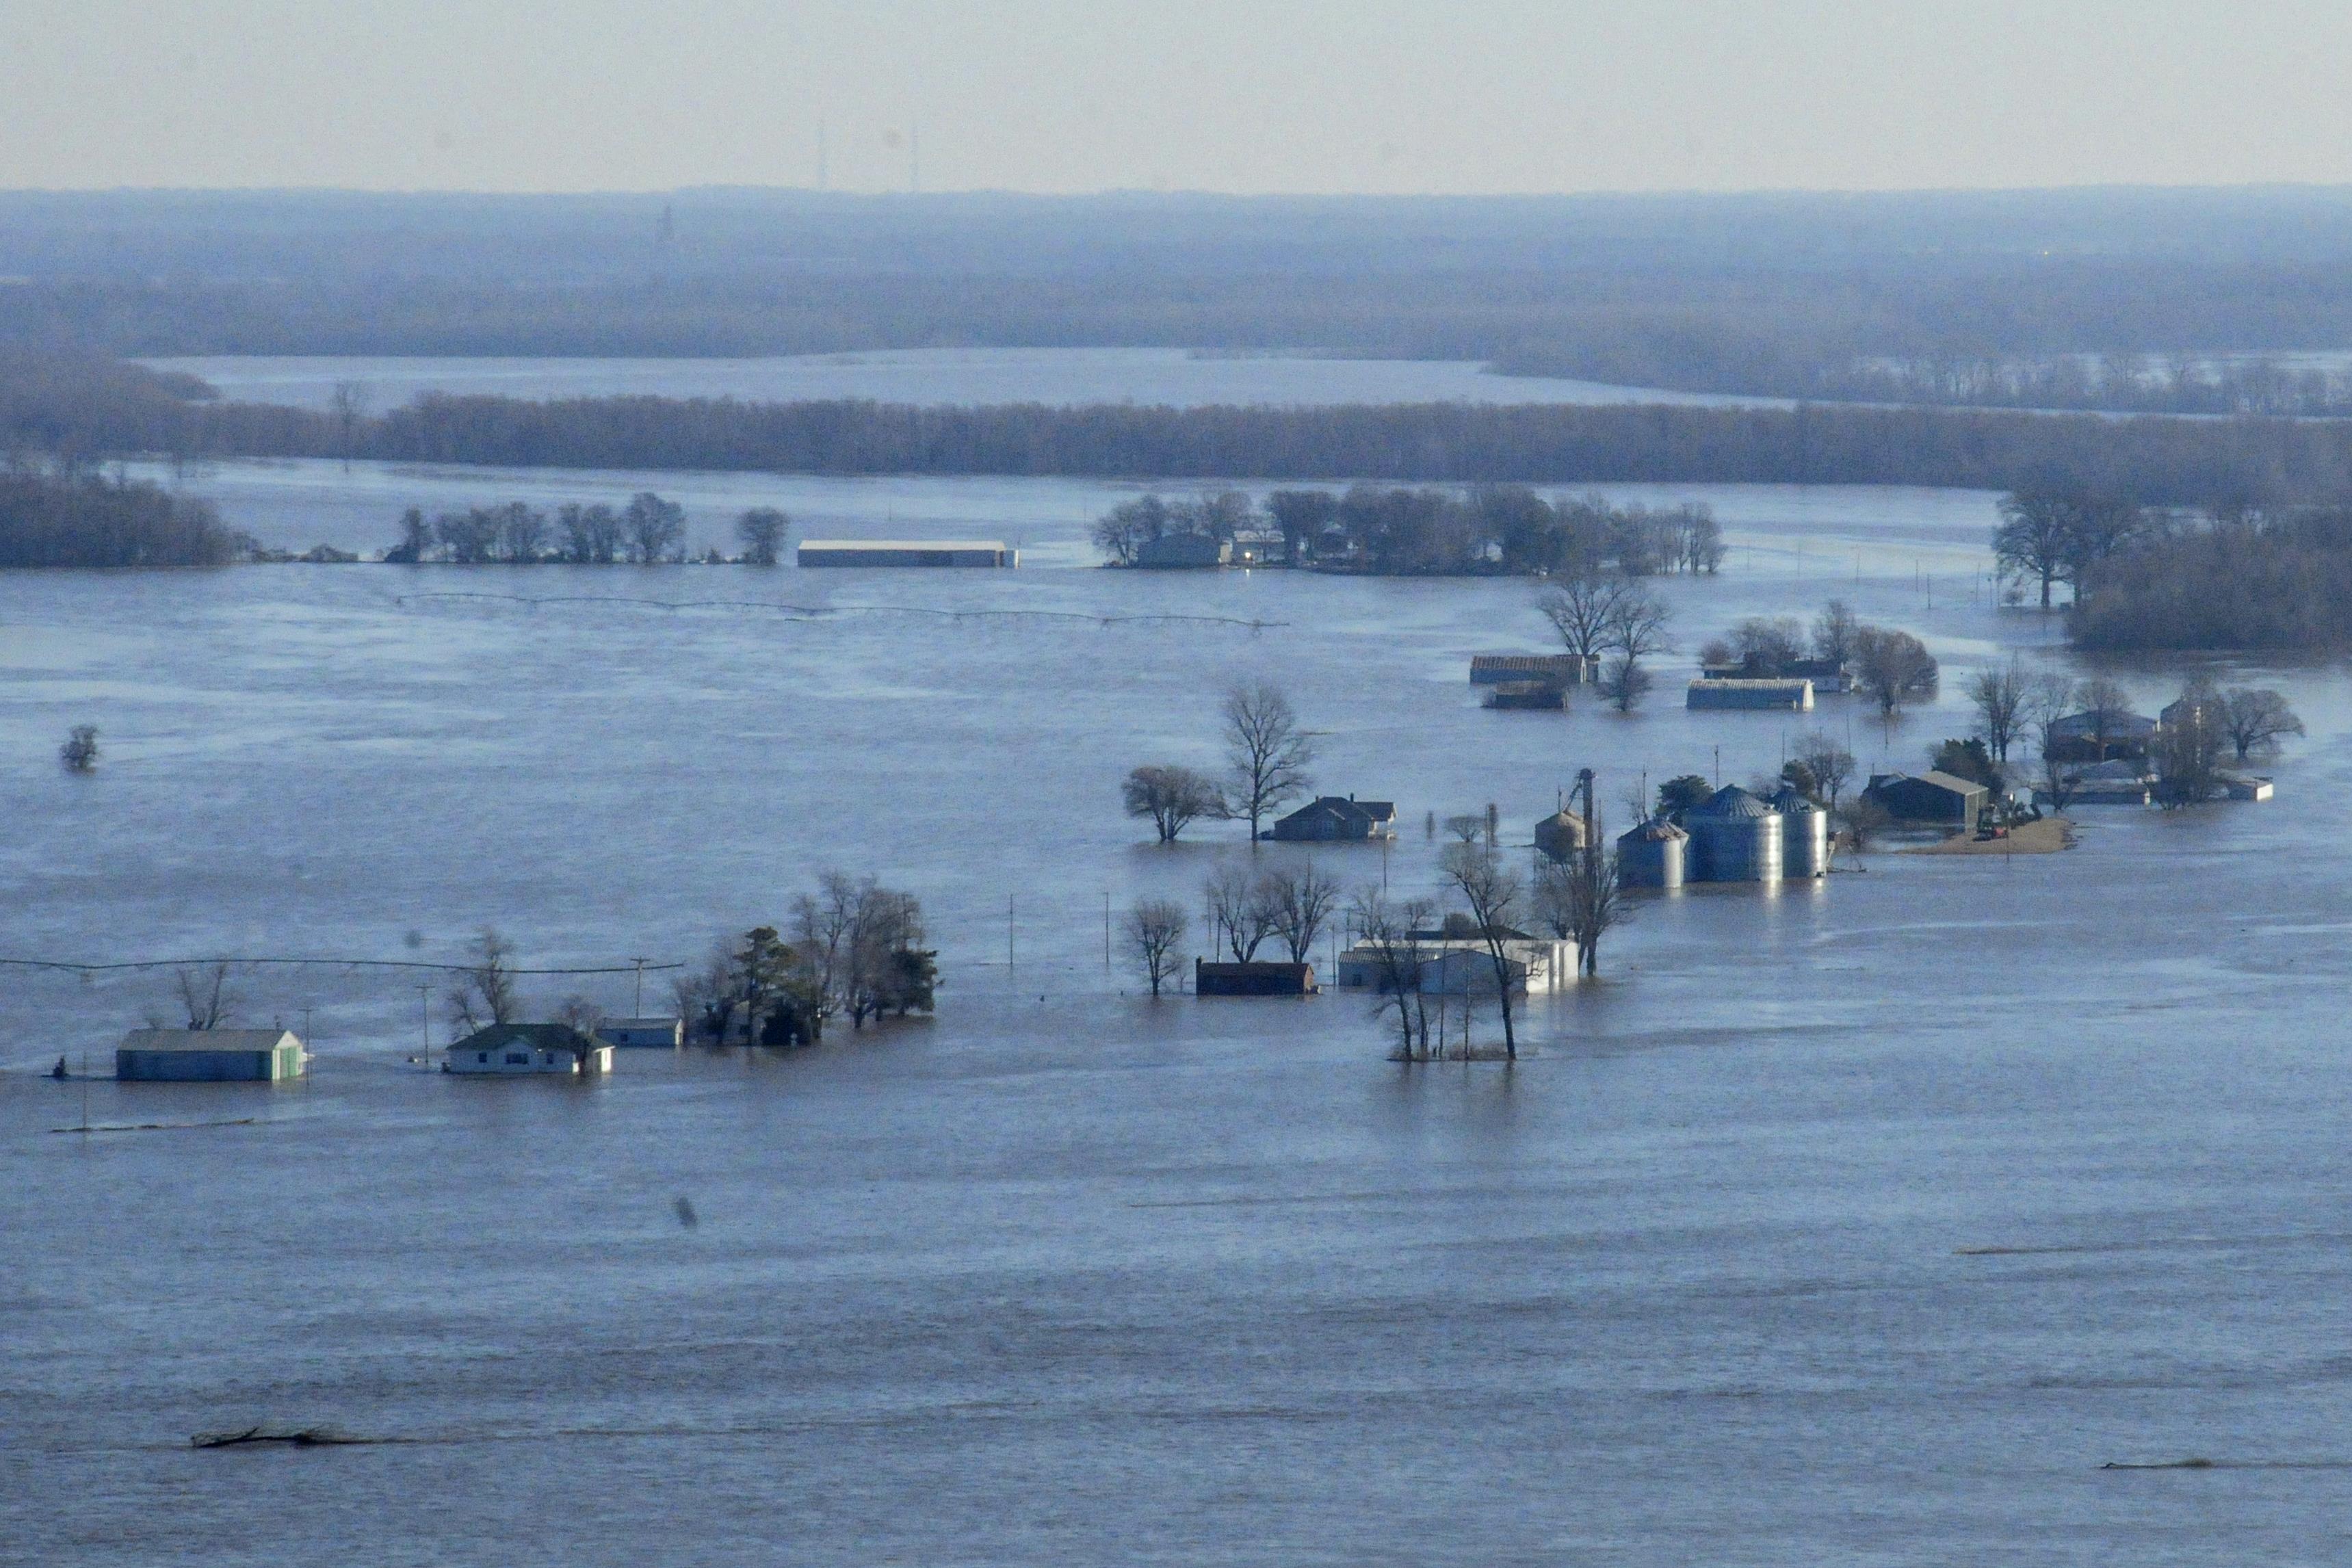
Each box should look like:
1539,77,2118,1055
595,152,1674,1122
5,1,2351,194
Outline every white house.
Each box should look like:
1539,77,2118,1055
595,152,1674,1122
444,1023,613,1076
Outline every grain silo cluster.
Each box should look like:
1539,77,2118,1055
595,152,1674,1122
1616,785,1831,889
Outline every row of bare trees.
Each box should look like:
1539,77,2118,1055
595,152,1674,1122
382,493,791,566
1123,681,1317,844
1203,863,1345,965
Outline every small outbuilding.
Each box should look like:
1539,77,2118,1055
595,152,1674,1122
1687,679,1815,711
1133,533,1229,569
796,540,1017,568
445,1023,614,1076
1470,653,1593,687
1194,961,1318,996
1862,770,1987,831
117,1028,306,1082
1533,809,1589,863
1266,796,1398,841
1616,817,1689,889
594,1017,685,1049
1482,681,1566,710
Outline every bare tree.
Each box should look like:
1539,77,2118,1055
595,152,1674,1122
2021,672,2082,811
1607,585,1673,666
624,492,686,564
1536,575,1629,672
1436,839,1526,1060
59,724,99,773
1348,887,1434,1060
1597,654,1654,713
1811,599,1860,667
1965,657,2030,763
1728,615,1806,673
554,995,608,1034
2221,687,2304,761
1123,765,1223,843
448,928,522,1034
735,507,789,566
1994,489,2078,609
1792,730,1857,809
174,962,235,1029
1853,626,1939,717
2074,676,2137,757
1565,848,1632,976
1124,900,1189,997
1221,682,1315,844
329,380,370,473
1205,865,1278,962
1260,861,1344,965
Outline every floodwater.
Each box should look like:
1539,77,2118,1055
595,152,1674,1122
141,346,1786,414
8,461,2352,1563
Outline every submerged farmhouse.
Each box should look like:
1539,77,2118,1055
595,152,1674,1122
1266,796,1397,841
117,1028,306,1082
796,540,1017,568
445,1023,614,1076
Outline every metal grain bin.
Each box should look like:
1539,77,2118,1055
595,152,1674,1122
1533,809,1589,864
1768,787,1831,878
1684,785,1783,883
1616,818,1688,889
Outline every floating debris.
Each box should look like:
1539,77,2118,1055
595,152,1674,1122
2100,1457,2215,1470
193,1426,369,1450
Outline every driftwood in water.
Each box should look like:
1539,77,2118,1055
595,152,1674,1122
192,1426,365,1450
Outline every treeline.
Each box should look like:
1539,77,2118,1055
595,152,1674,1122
1095,486,1721,576
1825,354,2352,419
0,467,242,568
23,374,2352,507
2068,508,2352,651
29,350,2352,508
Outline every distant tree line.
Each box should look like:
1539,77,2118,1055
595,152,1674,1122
0,466,242,568
27,353,2352,507
1093,486,1721,576
2065,506,2352,651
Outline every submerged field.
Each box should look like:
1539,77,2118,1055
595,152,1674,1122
5,456,2349,1563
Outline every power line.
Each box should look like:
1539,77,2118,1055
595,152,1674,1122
392,592,1286,631
0,956,683,976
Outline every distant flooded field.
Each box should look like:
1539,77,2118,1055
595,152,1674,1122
8,460,2351,1563
142,345,1786,413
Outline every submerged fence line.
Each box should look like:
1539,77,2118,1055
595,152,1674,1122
390,591,1288,631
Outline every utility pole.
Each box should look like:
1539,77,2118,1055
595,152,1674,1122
417,985,431,1060
630,957,649,1015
